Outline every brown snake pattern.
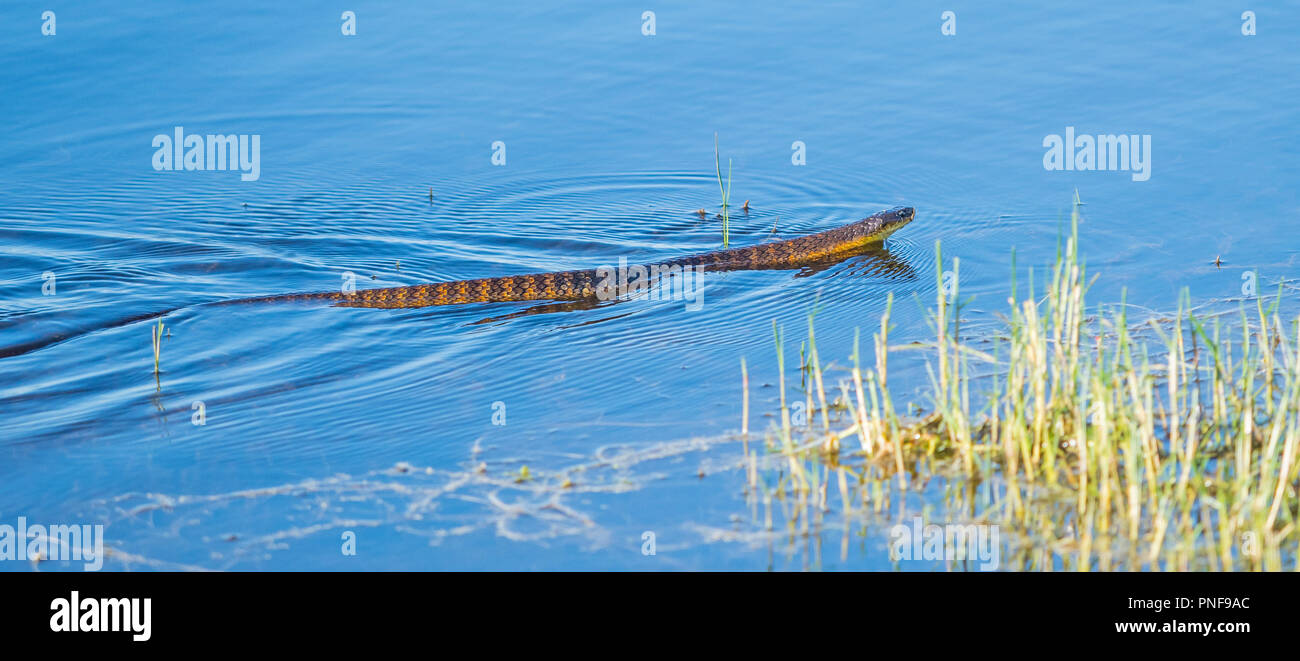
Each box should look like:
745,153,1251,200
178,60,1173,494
229,206,915,309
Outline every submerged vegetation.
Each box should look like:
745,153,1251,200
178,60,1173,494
745,199,1300,570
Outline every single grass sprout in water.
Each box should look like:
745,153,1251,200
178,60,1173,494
151,316,165,378
713,133,733,248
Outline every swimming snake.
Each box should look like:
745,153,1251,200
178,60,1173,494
227,206,916,309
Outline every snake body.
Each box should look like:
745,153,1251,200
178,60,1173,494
231,206,914,309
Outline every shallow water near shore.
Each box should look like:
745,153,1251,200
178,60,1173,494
2,2,1298,570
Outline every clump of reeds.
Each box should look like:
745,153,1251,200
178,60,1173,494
747,198,1300,570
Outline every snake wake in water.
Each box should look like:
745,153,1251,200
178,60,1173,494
0,207,914,359
227,206,916,310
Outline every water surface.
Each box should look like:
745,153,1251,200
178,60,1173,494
2,1,1297,569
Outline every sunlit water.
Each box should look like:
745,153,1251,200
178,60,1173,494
2,2,1297,569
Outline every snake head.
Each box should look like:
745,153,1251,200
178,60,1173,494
859,206,915,243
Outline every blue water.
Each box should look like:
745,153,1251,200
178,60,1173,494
2,2,1297,570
